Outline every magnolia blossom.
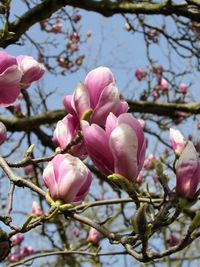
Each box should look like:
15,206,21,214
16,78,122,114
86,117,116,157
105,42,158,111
0,51,22,106
170,128,186,156
53,114,86,158
87,227,101,245
11,233,24,246
43,154,92,203
63,67,128,126
16,55,45,88
176,142,200,199
179,83,187,95
167,234,179,247
143,154,158,170
32,201,43,216
135,68,147,81
0,122,7,145
24,165,34,175
19,246,34,258
82,112,146,182
160,77,169,92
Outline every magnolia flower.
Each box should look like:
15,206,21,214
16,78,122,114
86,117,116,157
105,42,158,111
0,51,22,106
87,228,101,245
53,114,86,158
135,68,147,81
43,154,92,203
169,128,186,156
176,142,200,199
179,83,187,95
16,55,45,88
63,67,128,126
82,112,146,182
11,233,24,246
32,201,43,216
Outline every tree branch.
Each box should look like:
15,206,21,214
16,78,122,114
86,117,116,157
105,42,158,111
1,0,200,48
1,101,199,132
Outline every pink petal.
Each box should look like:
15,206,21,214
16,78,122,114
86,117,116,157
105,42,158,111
0,65,22,106
0,51,17,74
84,66,115,108
91,83,128,126
81,120,114,174
72,82,91,120
109,124,139,181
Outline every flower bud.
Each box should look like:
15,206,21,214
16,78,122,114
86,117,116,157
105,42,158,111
160,77,169,92
179,83,187,95
0,122,7,145
43,154,92,203
16,55,45,88
135,68,147,81
19,245,34,258
143,154,158,170
24,165,34,175
87,227,101,245
32,201,43,216
167,234,179,247
64,67,128,126
82,112,146,182
11,233,24,246
176,142,200,199
53,114,86,158
169,128,186,156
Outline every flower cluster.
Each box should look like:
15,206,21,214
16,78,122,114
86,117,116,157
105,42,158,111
44,66,146,203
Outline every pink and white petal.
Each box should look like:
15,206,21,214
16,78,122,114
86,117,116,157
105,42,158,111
73,82,91,119
117,113,145,158
0,51,17,74
109,124,139,181
91,83,122,126
43,162,59,200
81,121,114,174
63,95,76,116
57,155,89,202
0,66,22,106
74,172,92,202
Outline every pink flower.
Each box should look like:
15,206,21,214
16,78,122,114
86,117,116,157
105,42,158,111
73,228,80,238
63,67,128,126
16,55,45,88
53,114,86,158
167,234,179,247
82,112,146,182
160,77,169,92
87,227,101,245
24,165,34,175
11,233,24,246
0,51,22,106
43,154,92,203
176,142,200,199
19,245,34,258
32,201,43,216
143,154,158,170
169,128,186,156
179,83,187,95
0,122,7,145
135,68,147,81
9,253,20,262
